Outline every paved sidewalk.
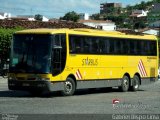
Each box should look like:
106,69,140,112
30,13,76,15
0,76,7,84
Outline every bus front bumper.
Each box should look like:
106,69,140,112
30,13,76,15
8,79,64,93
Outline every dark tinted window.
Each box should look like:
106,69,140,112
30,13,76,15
10,34,52,73
52,34,67,76
69,35,157,56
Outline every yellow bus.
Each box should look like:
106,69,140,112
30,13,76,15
8,28,159,96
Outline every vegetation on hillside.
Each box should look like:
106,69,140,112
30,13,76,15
60,11,79,22
35,14,43,21
0,27,24,63
91,0,160,29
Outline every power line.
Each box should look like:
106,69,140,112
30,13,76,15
0,6,68,14
0,6,25,12
0,6,97,18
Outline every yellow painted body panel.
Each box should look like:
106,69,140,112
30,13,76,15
11,28,159,82
58,55,158,81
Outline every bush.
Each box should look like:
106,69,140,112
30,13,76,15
0,27,24,63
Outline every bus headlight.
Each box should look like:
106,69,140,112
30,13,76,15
8,76,13,80
8,76,16,80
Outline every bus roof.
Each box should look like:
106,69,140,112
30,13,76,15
15,28,157,40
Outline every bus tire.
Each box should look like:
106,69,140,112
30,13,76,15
119,76,129,92
61,77,76,96
130,75,140,91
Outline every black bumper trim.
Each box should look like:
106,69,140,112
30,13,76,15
8,80,64,93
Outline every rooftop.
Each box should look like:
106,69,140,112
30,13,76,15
78,20,114,23
15,28,157,40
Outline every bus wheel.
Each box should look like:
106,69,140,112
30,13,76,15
130,75,140,91
119,76,129,92
61,77,76,96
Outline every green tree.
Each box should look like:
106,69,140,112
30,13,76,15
35,14,43,21
119,23,132,29
153,0,160,2
104,14,127,24
0,27,24,63
134,21,146,29
90,13,101,20
139,1,146,10
60,11,79,22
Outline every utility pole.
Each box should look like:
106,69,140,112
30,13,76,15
30,8,33,15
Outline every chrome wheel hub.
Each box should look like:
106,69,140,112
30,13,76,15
123,79,128,89
64,81,72,93
134,80,139,89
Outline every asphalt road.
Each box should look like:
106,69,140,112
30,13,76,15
0,77,160,120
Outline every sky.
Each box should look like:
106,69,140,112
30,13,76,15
0,0,151,19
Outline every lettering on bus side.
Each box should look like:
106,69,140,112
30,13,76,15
82,57,98,66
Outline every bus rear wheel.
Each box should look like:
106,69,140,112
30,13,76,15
130,75,140,91
119,76,129,92
61,77,76,96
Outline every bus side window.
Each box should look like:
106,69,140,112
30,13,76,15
69,38,73,53
99,38,106,54
75,37,82,53
54,35,61,47
115,39,122,54
109,39,115,54
137,41,141,55
145,41,150,55
129,40,136,55
140,41,145,55
92,37,100,54
150,41,157,56
83,37,90,53
69,36,76,53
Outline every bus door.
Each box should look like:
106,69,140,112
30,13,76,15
52,34,67,76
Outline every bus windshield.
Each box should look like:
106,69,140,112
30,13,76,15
10,34,52,74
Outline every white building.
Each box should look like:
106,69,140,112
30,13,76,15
16,15,49,22
130,10,148,18
142,29,159,36
17,15,35,21
79,13,89,20
42,16,49,22
0,12,11,19
79,20,116,31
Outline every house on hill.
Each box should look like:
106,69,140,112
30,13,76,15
0,12,11,19
42,16,49,22
100,2,122,15
142,28,159,36
79,13,89,20
130,10,148,23
16,15,49,22
78,19,116,31
148,3,160,28
130,10,148,18
17,15,35,21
